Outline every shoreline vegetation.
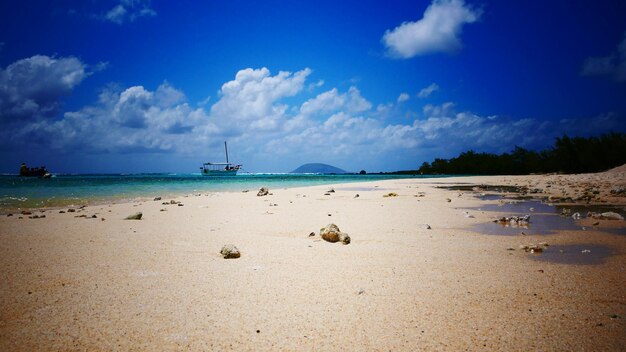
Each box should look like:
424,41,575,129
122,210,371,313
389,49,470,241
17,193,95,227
382,133,626,176
1,169,625,350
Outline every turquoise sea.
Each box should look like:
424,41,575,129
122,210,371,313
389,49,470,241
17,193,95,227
0,173,443,210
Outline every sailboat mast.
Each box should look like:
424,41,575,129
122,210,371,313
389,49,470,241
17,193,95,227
224,141,229,164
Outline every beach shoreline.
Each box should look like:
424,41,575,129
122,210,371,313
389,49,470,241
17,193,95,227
1,171,625,350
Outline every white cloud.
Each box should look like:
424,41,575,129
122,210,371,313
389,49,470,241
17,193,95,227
581,32,626,82
382,0,481,58
300,86,371,115
210,67,311,133
417,83,440,98
105,0,156,24
0,55,89,123
397,92,410,103
5,66,624,172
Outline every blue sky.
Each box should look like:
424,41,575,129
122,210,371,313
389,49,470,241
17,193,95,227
1,0,625,173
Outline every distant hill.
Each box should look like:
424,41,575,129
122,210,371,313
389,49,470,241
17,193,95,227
291,163,348,174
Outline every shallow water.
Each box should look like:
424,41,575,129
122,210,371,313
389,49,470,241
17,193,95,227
0,173,445,209
529,244,615,265
469,199,626,236
471,214,584,236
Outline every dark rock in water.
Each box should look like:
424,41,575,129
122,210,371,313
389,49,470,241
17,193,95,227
220,244,241,259
257,187,269,196
154,197,162,201
124,212,143,220
493,215,530,225
320,223,350,244
290,163,348,174
520,242,549,253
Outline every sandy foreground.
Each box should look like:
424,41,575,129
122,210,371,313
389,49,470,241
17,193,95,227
1,171,625,351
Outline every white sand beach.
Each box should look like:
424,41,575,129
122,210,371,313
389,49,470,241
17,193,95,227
1,170,625,351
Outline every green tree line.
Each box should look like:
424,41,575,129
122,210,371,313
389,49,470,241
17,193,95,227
417,133,626,175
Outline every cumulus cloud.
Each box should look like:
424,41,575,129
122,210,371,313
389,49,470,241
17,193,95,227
16,82,211,154
210,67,311,133
397,92,410,103
105,0,156,24
0,55,89,123
382,0,481,58
5,66,624,172
581,33,626,82
300,87,372,115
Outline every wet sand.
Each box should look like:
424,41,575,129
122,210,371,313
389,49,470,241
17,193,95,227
1,170,625,351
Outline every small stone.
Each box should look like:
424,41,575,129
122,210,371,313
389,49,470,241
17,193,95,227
67,208,76,213
419,224,431,230
7,213,13,217
220,244,241,259
154,196,162,201
383,192,398,198
446,198,452,202
354,194,360,198
257,187,269,196
324,193,331,196
124,212,143,220
308,232,316,237
327,188,335,193
21,211,32,215
320,223,350,244
59,210,65,214
91,215,97,218
177,203,184,206
599,212,624,221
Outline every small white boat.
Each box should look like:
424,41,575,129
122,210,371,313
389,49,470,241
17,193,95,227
201,142,241,176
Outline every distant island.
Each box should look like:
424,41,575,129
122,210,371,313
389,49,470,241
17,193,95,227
291,163,348,174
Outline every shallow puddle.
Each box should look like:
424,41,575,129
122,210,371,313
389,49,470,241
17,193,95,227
472,199,555,213
471,214,583,235
529,244,615,265
438,184,524,193
468,199,626,236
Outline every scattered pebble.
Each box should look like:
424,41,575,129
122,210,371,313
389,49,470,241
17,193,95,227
220,244,241,259
124,212,143,220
